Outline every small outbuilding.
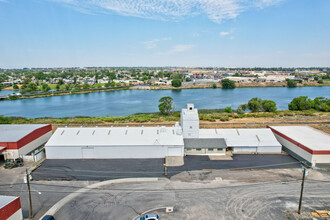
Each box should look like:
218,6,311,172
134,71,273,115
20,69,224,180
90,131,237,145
196,128,282,154
45,126,184,159
0,124,52,161
268,126,330,167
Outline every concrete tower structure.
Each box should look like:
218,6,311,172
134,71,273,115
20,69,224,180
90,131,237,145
181,104,199,138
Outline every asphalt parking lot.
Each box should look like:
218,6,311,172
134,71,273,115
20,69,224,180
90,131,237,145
32,154,300,181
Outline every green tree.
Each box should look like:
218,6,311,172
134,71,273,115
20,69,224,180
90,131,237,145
74,84,81,90
212,83,217,88
58,79,64,85
313,97,330,112
65,84,71,91
56,84,60,91
288,96,314,110
261,100,277,112
0,84,4,91
27,82,38,92
158,96,174,115
224,106,232,113
221,79,236,89
83,83,90,89
287,79,297,88
171,79,182,87
248,97,262,112
13,84,19,90
41,83,51,92
318,79,324,84
237,104,248,114
107,72,116,82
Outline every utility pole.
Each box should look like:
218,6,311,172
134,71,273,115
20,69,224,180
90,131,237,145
26,169,33,219
298,165,307,214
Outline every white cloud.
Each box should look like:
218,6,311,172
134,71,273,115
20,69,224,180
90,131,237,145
51,0,286,23
158,44,194,55
143,37,171,49
219,31,230,36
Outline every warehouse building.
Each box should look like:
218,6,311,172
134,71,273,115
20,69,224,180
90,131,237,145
268,126,330,167
0,124,52,161
45,125,184,159
44,104,282,159
0,195,23,220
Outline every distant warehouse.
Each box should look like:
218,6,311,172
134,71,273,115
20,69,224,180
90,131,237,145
45,126,184,159
0,124,52,161
269,126,330,167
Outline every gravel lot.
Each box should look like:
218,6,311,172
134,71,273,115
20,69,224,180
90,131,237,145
54,178,330,220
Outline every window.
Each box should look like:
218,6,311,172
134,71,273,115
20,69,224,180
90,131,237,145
189,126,193,129
186,149,192,151
217,148,223,151
196,148,201,151
208,148,214,151
189,107,193,110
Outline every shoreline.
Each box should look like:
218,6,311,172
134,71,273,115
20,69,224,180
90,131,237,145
2,110,329,133
1,82,329,101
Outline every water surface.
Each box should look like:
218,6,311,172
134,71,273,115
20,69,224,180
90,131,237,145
0,87,328,118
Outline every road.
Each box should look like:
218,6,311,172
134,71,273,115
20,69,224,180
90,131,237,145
53,179,330,220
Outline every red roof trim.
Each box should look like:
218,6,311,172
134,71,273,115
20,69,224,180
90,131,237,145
268,126,330,155
4,125,52,150
0,197,21,220
0,147,6,153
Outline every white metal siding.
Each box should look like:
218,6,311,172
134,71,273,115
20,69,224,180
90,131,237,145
233,147,257,152
273,133,313,163
257,146,282,153
167,147,183,156
46,145,184,159
311,154,330,164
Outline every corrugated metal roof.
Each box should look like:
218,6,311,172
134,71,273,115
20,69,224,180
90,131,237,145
269,126,330,151
184,138,227,148
199,128,281,147
0,195,18,209
0,124,49,142
46,126,184,147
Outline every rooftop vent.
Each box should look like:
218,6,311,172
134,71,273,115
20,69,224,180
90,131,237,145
160,126,167,133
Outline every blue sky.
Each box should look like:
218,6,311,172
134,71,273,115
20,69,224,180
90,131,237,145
0,0,329,68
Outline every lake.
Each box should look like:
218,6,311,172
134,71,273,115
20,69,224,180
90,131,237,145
0,87,329,118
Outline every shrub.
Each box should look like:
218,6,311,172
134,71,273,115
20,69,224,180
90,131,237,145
219,115,229,121
0,115,12,124
287,79,297,88
221,79,236,89
224,106,232,113
248,97,262,112
288,96,314,111
237,104,248,114
261,100,277,112
171,79,182,87
318,79,324,84
212,83,217,88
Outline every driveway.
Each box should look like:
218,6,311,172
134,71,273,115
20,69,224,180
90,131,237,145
32,154,300,181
